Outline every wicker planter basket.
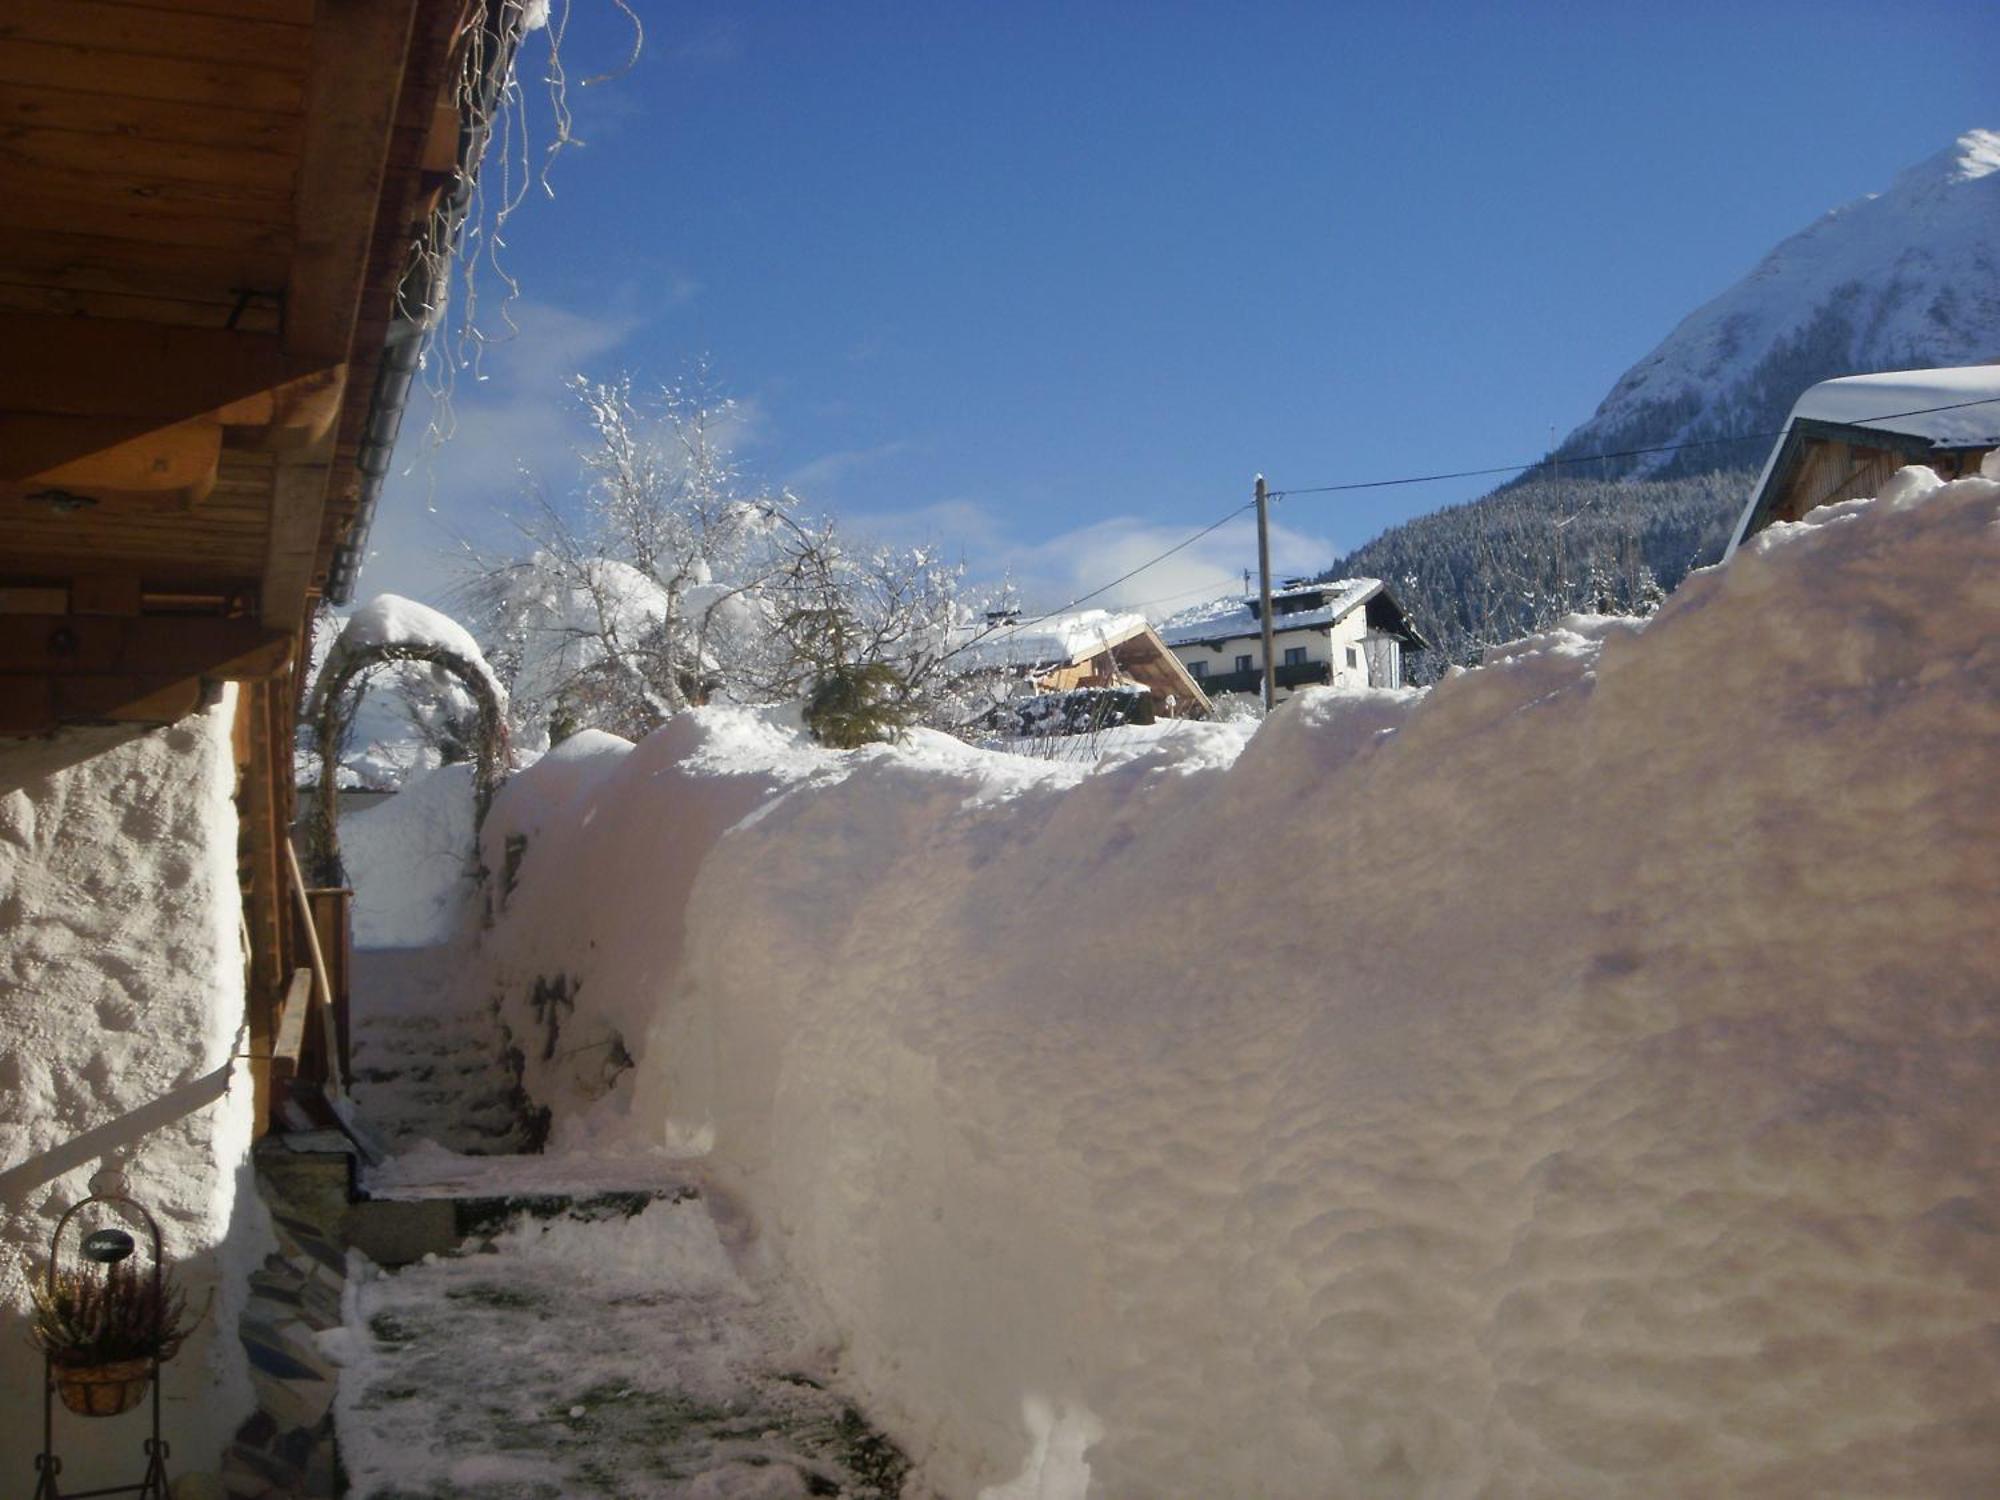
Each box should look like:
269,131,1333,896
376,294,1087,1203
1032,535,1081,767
54,1358,153,1417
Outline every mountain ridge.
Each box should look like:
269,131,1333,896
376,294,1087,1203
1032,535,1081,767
1321,129,2000,673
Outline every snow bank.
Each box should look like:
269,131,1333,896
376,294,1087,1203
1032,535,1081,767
0,698,268,1487
340,762,479,948
475,472,2000,1496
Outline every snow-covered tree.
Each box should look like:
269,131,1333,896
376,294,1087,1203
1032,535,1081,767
464,372,993,746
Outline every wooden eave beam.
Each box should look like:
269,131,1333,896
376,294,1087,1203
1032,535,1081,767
0,310,314,423
284,0,423,366
263,0,424,629
0,613,292,680
262,448,333,633
0,312,346,487
0,612,293,735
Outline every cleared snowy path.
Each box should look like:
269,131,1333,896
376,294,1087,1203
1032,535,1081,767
337,949,916,1498
348,946,539,1155
336,1155,915,1499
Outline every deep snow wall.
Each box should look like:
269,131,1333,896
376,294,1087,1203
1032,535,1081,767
0,700,266,1488
480,474,2000,1498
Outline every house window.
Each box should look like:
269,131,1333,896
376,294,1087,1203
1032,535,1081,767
1345,647,1359,668
1283,646,1308,667
1234,654,1253,674
1188,660,1207,679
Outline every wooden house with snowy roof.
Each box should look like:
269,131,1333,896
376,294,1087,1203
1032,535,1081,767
1158,579,1427,702
0,2,538,1487
1725,365,2000,556
965,609,1214,730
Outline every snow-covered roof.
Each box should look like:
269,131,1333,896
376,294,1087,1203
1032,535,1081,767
1157,579,1381,646
1787,365,2000,447
959,609,1149,670
1726,364,2000,558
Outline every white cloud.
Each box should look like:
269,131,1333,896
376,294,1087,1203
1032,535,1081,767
1002,513,1338,619
784,439,915,497
356,299,642,605
827,498,1339,621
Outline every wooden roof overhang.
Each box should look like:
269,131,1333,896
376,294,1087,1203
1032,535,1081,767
1732,416,1997,546
0,0,493,736
1361,588,1428,652
1026,621,1216,719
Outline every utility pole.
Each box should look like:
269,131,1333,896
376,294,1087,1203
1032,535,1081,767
1255,474,1276,713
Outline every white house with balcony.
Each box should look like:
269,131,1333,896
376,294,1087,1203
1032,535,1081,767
1158,578,1427,701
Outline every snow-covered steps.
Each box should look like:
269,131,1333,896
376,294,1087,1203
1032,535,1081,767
347,947,542,1156
335,1152,919,1499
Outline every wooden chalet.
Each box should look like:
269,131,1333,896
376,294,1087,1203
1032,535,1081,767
1726,365,2000,555
0,0,522,1130
972,610,1215,727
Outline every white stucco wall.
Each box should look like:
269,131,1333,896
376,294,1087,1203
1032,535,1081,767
0,695,267,1488
1174,610,1376,697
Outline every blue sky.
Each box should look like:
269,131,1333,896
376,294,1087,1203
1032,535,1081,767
363,0,1999,616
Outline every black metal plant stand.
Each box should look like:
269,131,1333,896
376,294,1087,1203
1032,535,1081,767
31,1188,172,1500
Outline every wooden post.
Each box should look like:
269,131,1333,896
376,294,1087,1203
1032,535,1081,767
305,887,354,1084
238,674,295,1136
283,839,345,1098
1255,475,1276,713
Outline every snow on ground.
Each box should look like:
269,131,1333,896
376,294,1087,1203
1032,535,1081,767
337,1192,917,1499
468,470,2000,1496
346,946,537,1156
341,764,480,947
360,1140,699,1201
979,715,1258,768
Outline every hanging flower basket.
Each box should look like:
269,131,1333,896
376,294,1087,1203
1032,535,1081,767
28,1195,191,1419
52,1356,154,1417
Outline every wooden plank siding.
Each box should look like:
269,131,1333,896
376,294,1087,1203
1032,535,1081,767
0,1,311,71
1,0,476,615
0,41,307,115
1773,441,1910,526
2,0,486,1133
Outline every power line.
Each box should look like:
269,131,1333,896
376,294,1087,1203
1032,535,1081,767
1121,577,1255,612
1267,394,2000,500
941,499,1256,664
944,390,2000,666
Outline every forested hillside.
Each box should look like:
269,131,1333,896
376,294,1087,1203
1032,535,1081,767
1326,468,1753,675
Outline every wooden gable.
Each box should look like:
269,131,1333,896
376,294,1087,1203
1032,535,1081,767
0,0,482,734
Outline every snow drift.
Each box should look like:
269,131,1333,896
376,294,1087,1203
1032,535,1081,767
473,471,2000,1497
340,763,479,948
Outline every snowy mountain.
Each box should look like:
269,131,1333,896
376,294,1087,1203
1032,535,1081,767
1555,127,2000,478
1325,129,2000,671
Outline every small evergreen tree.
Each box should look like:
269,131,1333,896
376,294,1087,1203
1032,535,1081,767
790,604,918,748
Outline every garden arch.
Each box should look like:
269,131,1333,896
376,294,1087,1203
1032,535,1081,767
307,640,510,889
